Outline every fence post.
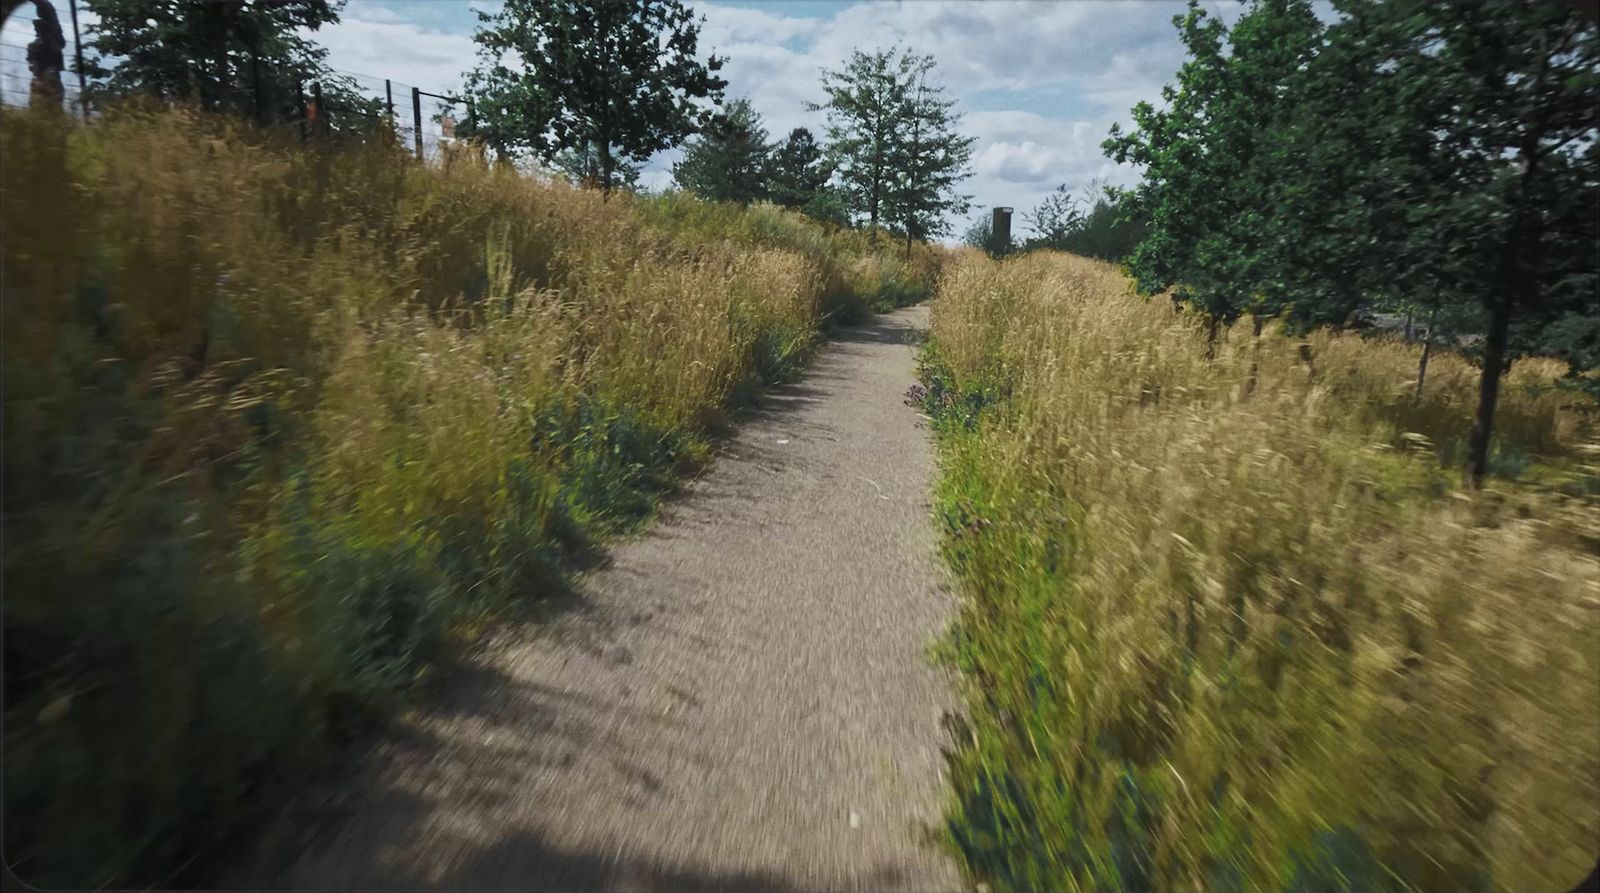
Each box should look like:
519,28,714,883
411,85,423,160
385,78,394,122
68,0,87,119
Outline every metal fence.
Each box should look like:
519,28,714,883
0,0,474,164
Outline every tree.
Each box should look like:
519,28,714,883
1326,0,1599,485
672,97,770,204
80,0,371,125
1023,184,1085,250
1105,0,1327,342
810,47,917,231
1022,182,1146,263
963,214,1012,259
883,58,974,253
765,127,833,210
459,0,728,196
1104,0,1599,485
552,144,642,191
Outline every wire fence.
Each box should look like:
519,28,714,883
314,64,474,164
1,0,89,117
0,2,475,164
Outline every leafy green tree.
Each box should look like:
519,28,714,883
1325,0,1599,485
1023,184,1084,250
1023,183,1146,263
460,0,728,195
672,98,770,204
765,127,833,210
883,59,975,253
80,0,372,125
1106,0,1599,485
1105,0,1326,339
801,185,853,229
810,47,917,230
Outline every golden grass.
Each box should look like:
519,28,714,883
924,250,1599,893
0,103,938,887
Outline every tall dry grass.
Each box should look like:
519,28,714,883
0,103,938,888
921,250,1599,893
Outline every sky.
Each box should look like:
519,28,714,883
2,0,1264,241
307,0,1265,240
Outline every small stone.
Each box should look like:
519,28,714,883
848,811,861,829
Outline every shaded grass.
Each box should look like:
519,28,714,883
920,250,1599,893
0,104,941,888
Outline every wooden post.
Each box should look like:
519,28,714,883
384,79,394,121
411,85,423,160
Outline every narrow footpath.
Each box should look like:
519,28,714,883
248,305,963,892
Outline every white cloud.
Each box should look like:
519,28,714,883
313,13,477,94
305,0,1227,240
697,5,817,46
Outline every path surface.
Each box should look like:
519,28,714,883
247,305,964,892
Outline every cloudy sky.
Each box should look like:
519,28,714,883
313,0,1264,239
3,0,1261,240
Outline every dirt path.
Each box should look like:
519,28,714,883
243,306,965,892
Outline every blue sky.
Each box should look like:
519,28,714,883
305,0,1262,239
3,0,1263,240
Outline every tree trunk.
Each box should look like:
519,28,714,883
1205,315,1221,361
1465,300,1511,488
1415,308,1436,398
598,140,614,200
1244,315,1265,397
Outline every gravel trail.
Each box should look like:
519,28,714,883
247,305,963,892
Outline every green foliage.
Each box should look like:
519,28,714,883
1105,0,1599,485
1022,182,1146,263
882,60,975,246
810,46,973,234
962,214,1013,259
672,97,771,204
764,126,833,212
1105,0,1326,325
81,0,378,125
459,0,727,193
550,143,644,192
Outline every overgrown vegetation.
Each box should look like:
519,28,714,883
920,250,1598,893
1105,0,1598,486
0,103,937,888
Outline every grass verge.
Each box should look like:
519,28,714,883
917,249,1598,893
0,103,940,888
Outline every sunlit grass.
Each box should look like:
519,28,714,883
0,103,940,888
922,250,1599,893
